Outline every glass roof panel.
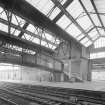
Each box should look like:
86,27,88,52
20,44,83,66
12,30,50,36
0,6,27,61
0,23,8,33
56,15,71,29
25,0,54,16
94,0,105,13
66,23,81,38
81,0,94,12
41,32,60,45
32,37,40,44
43,33,53,42
80,37,89,44
10,28,21,36
41,40,48,46
49,7,61,20
22,33,40,44
26,24,36,33
0,7,3,12
88,29,99,40
0,10,7,20
22,33,57,49
84,40,92,47
100,15,105,27
22,33,32,40
77,15,93,30
98,28,105,36
76,34,85,40
90,14,101,26
40,41,55,49
94,37,105,48
59,0,67,5
12,15,25,27
66,0,83,18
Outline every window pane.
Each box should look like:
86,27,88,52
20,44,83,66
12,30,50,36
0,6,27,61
66,23,81,37
0,23,8,33
26,24,36,33
76,34,85,40
80,37,89,44
66,0,83,18
94,37,105,48
77,15,93,30
12,15,25,27
56,15,71,29
81,0,94,12
84,40,92,47
49,7,61,20
26,0,54,15
10,28,21,36
88,29,99,40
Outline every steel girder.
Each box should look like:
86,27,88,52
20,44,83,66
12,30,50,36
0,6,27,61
0,30,54,54
90,0,105,33
51,0,93,42
0,0,82,46
0,17,57,46
53,0,73,23
0,52,62,73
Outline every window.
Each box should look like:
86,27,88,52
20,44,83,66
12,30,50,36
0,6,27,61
94,37,105,48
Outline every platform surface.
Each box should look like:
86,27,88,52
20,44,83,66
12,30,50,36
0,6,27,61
2,80,105,92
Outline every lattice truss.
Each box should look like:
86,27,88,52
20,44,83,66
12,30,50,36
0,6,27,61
0,0,105,51
26,0,105,48
0,6,61,55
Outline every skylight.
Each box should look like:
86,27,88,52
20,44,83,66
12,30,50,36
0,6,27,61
77,15,93,30
66,23,81,38
0,23,8,33
26,24,36,33
11,15,25,27
56,15,71,29
59,0,67,5
25,0,54,16
90,14,101,27
55,0,105,47
81,0,94,12
10,28,21,36
80,37,89,45
84,40,92,47
88,29,99,41
1,0,105,49
76,34,85,41
49,7,61,20
66,0,83,18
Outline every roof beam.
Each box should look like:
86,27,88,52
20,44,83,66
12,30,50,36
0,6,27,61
79,0,101,37
51,0,93,42
90,0,105,33
0,0,82,47
18,22,29,38
0,17,57,46
53,0,73,23
0,52,61,73
0,30,54,54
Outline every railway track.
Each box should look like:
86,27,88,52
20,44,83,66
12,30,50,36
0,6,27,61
0,83,74,105
0,82,105,105
0,88,70,105
0,96,19,105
